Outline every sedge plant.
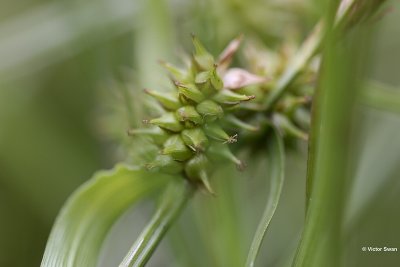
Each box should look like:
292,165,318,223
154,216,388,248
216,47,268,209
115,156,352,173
40,0,394,267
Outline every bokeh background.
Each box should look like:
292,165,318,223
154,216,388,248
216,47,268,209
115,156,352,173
0,0,399,266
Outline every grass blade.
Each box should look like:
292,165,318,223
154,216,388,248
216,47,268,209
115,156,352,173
41,164,174,267
246,128,285,267
293,6,371,267
119,179,195,267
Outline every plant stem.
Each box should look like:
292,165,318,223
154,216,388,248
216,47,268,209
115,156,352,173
245,128,285,267
119,179,195,267
292,3,371,267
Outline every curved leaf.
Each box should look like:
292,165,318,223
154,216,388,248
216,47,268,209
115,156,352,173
246,128,285,267
41,164,175,267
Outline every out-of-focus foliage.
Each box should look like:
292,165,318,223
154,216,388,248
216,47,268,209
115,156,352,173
1,0,400,266
40,164,175,267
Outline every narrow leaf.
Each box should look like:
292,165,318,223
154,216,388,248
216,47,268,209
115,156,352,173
41,164,174,267
246,128,285,267
119,179,195,267
293,8,370,267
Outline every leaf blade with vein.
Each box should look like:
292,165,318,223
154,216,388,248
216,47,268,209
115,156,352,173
41,164,174,267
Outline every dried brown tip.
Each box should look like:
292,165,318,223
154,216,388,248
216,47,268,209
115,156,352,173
218,34,244,69
236,160,247,172
174,81,185,87
223,133,238,144
157,59,167,65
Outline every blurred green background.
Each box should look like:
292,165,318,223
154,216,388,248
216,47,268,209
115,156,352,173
1,0,399,266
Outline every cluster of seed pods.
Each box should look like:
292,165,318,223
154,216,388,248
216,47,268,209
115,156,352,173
128,36,267,193
129,35,313,193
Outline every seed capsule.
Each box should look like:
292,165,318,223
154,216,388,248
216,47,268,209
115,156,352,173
146,154,183,174
181,128,209,152
196,100,224,122
185,154,215,195
192,34,214,71
194,71,213,95
144,89,181,110
207,143,246,171
203,123,236,143
195,65,223,92
213,89,255,105
210,64,224,90
175,82,205,103
127,127,170,146
149,112,183,132
176,106,203,125
162,135,193,161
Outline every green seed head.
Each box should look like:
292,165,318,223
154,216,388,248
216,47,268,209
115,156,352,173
133,35,269,193
128,35,313,194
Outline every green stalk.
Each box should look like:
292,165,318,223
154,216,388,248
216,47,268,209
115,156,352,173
119,180,195,267
292,3,371,267
245,128,285,267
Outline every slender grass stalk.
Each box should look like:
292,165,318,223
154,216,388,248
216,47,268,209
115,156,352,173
245,128,285,267
292,3,371,267
119,180,195,267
